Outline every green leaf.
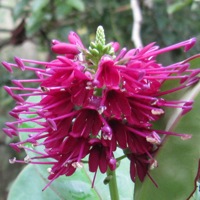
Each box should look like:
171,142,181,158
55,3,72,18
31,0,49,12
190,182,200,200
167,0,193,14
134,81,200,200
7,164,101,200
26,11,44,36
13,0,30,20
25,0,50,36
8,149,134,199
188,56,200,69
67,0,85,12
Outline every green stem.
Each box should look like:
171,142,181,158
107,169,120,200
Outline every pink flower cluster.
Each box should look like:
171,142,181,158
2,27,200,188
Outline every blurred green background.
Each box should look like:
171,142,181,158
0,0,200,199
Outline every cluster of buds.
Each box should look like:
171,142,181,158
2,26,200,188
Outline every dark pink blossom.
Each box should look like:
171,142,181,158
2,27,200,189
94,56,120,88
89,138,116,177
70,108,103,138
102,89,131,119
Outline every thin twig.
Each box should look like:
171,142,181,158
114,4,130,13
130,0,143,48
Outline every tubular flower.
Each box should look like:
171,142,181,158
2,26,200,188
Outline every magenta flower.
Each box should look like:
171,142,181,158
2,26,200,188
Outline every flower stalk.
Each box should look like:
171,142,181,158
107,169,120,200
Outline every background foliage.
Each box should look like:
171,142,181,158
0,0,200,199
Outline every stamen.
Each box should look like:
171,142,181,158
8,87,40,92
101,124,112,140
47,168,54,174
51,111,77,121
72,162,83,168
14,57,25,71
3,128,16,137
146,133,161,145
47,118,57,131
156,129,192,139
98,106,107,114
151,109,164,115
181,134,192,140
9,157,16,164
143,38,196,58
1,61,13,72
115,47,127,61
150,160,158,170
24,155,31,163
